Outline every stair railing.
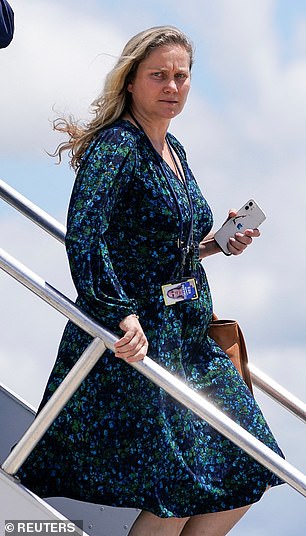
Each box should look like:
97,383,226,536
1,178,305,424
1,178,306,500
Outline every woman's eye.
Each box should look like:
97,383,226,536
150,71,188,80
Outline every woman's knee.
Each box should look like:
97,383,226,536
180,505,252,536
128,510,189,536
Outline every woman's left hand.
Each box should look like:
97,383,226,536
227,209,260,255
114,314,148,363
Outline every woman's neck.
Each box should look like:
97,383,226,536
126,109,170,155
124,108,183,181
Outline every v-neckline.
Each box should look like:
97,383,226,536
164,139,185,184
120,118,187,188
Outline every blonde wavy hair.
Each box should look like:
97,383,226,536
53,25,194,170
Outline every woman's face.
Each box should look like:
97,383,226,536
167,287,184,299
127,44,191,122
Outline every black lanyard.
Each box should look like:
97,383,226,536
166,138,194,253
128,111,195,278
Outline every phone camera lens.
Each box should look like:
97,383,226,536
249,201,253,207
245,205,249,210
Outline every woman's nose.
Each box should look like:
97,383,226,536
164,78,178,92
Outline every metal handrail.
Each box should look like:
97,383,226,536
249,364,306,422
1,178,306,423
1,247,306,498
0,178,65,243
3,337,106,476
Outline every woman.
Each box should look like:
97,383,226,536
18,26,284,536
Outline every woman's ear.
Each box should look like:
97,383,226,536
127,81,133,93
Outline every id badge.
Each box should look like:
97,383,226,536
162,278,199,306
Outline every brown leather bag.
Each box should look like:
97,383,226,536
208,313,253,393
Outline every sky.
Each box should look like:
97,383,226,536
1,0,306,533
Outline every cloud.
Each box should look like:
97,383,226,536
1,0,305,423
178,0,306,190
1,2,305,532
166,0,306,353
0,0,126,155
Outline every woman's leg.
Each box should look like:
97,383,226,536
128,505,250,536
128,510,189,536
180,505,251,536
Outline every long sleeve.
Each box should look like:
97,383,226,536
66,128,139,330
0,0,14,48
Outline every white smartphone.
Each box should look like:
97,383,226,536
214,199,266,255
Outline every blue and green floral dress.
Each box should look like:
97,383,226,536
18,120,283,517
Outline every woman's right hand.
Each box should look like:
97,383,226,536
114,314,148,363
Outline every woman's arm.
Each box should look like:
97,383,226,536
199,233,222,259
66,131,148,362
